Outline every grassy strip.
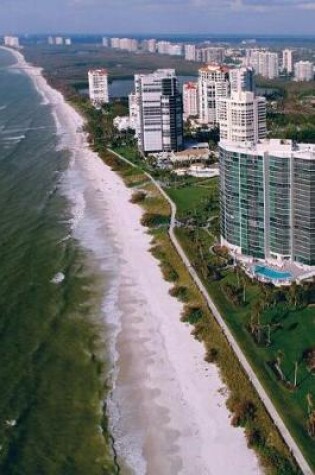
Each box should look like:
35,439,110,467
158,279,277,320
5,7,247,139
174,225,315,472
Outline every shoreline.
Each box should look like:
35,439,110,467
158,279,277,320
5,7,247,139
2,46,261,474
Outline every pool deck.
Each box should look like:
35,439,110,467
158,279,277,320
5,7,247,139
235,256,315,287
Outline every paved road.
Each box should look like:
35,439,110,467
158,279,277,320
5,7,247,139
109,149,313,475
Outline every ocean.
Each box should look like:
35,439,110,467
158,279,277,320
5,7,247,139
0,48,116,474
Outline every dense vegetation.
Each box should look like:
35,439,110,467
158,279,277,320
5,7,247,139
256,77,315,143
23,44,200,91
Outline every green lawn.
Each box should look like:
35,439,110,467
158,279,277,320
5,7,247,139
167,178,219,220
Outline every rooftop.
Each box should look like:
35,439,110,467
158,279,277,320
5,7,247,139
199,63,230,74
220,139,315,160
88,69,108,75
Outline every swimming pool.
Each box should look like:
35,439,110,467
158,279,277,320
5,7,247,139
254,265,292,281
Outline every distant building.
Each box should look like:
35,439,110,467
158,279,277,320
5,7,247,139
48,36,54,45
65,38,72,46
184,44,196,61
4,36,19,48
156,41,171,55
134,69,183,153
168,44,183,56
294,61,314,82
183,82,198,119
246,50,279,79
110,37,120,49
128,93,139,132
142,39,157,53
282,49,294,74
196,47,225,64
220,139,315,267
88,69,109,106
218,91,266,143
147,39,157,53
55,37,64,46
198,64,230,126
119,38,138,52
229,66,255,94
102,37,109,47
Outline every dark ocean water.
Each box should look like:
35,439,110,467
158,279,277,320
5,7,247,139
0,48,113,474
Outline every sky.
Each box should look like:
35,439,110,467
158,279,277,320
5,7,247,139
1,0,315,36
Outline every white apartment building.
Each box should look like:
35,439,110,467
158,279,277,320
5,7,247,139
294,61,314,82
156,41,172,55
247,50,279,79
88,69,109,106
110,37,120,48
55,37,64,46
147,39,157,53
229,66,255,94
218,91,266,143
102,37,109,47
168,44,183,56
119,38,138,52
134,69,183,153
183,82,198,119
65,38,72,46
4,36,20,48
282,49,294,74
184,44,196,61
196,47,225,64
198,64,230,125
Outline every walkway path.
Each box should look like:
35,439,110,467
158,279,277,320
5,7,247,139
109,149,313,475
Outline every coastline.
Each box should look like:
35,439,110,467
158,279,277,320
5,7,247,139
2,46,261,474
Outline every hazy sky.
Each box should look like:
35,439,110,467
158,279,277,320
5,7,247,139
1,0,315,35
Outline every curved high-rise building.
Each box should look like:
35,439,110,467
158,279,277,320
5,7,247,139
220,139,315,267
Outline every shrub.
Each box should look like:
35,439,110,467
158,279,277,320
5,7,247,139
205,347,219,363
141,213,169,227
130,191,146,204
169,285,190,302
181,305,203,324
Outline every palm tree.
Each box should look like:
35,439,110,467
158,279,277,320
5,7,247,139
289,282,298,308
276,350,285,381
307,393,313,416
294,360,299,388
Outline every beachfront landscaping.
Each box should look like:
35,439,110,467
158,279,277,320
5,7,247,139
73,106,302,473
71,96,314,472
166,180,315,472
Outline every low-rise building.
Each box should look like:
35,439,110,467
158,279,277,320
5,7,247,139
4,36,20,48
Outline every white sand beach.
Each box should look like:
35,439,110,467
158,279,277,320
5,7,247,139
4,46,261,474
